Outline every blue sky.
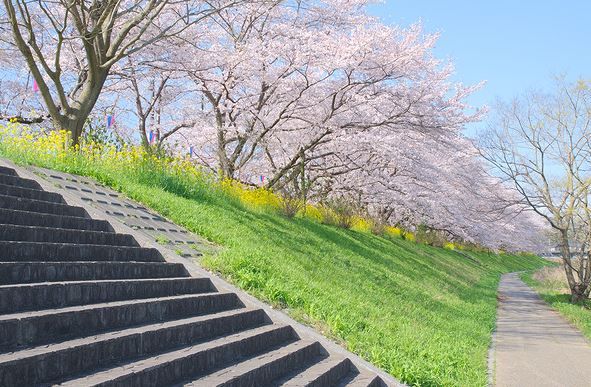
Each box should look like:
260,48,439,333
367,1,591,133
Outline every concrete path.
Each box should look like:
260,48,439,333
493,273,591,387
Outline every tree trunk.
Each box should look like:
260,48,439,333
559,231,583,302
57,117,86,146
55,70,109,146
216,136,235,179
570,283,589,303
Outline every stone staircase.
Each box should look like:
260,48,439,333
0,165,390,386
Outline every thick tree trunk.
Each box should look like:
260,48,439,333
57,70,109,146
216,130,235,179
560,231,591,303
57,117,86,146
570,283,589,303
560,232,580,300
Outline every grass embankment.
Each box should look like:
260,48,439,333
0,126,549,386
522,267,591,340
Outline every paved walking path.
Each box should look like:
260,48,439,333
493,273,591,387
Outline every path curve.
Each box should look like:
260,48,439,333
493,272,591,387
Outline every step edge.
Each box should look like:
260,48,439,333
0,223,129,237
57,323,294,386
187,339,321,385
0,192,80,208
0,276,208,289
0,291,233,321
0,307,264,362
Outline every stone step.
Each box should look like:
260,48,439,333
0,308,267,386
58,324,296,387
0,182,65,203
0,277,215,314
183,340,322,386
276,356,353,386
337,371,387,387
0,167,17,176
0,194,87,217
0,292,240,352
0,208,111,232
0,261,189,285
0,164,391,386
0,174,42,190
0,241,163,262
0,224,138,246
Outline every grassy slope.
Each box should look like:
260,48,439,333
1,150,549,386
118,181,547,387
522,271,591,340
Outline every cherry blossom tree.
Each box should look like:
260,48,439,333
0,0,229,144
0,41,46,124
0,0,546,253
170,0,542,251
334,129,545,251
107,56,197,152
181,0,481,191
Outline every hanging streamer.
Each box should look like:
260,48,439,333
106,114,114,129
149,131,155,144
189,146,194,157
260,175,265,183
32,79,39,92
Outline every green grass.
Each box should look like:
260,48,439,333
0,145,550,386
521,270,591,340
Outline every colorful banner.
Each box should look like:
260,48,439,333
106,115,114,128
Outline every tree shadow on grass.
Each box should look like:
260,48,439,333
130,183,538,314
248,212,489,297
